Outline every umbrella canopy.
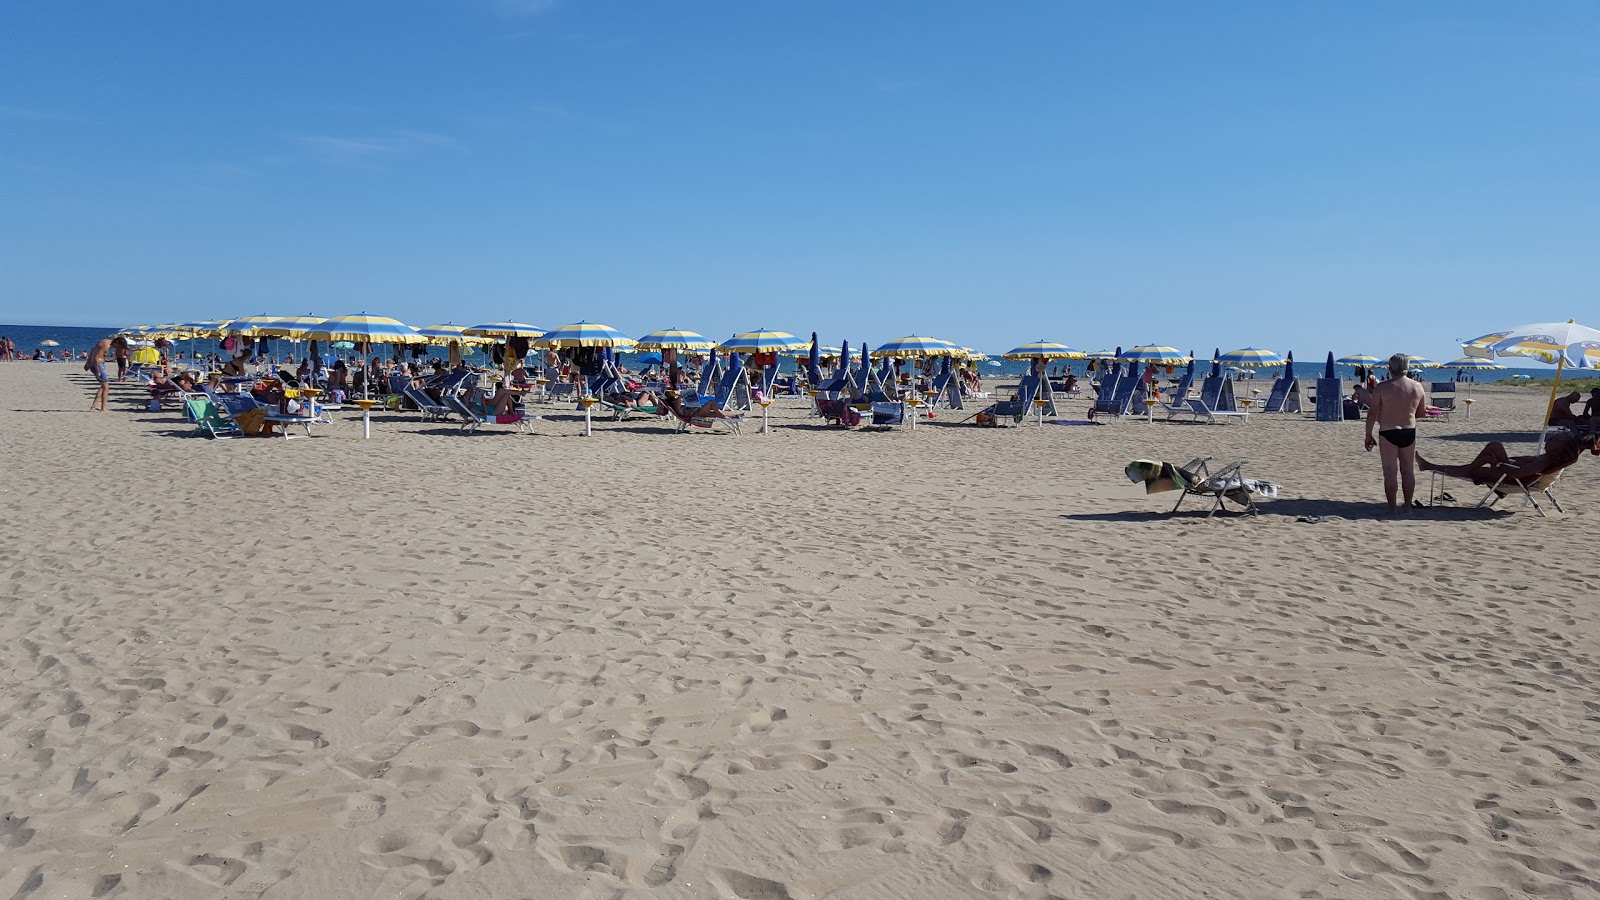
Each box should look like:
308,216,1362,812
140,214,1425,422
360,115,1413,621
1464,320,1600,448
1218,347,1285,366
417,323,492,345
1119,345,1189,364
1463,320,1600,368
304,314,427,344
786,345,842,357
635,353,664,366
1003,340,1082,360
40,339,61,346
1444,357,1505,369
465,321,547,339
252,315,327,338
635,328,716,350
871,335,962,358
1404,356,1438,368
179,319,233,337
960,348,988,361
1083,349,1117,359
223,315,287,337
718,330,808,352
1324,352,1336,380
1336,353,1381,366
130,346,160,364
534,322,636,348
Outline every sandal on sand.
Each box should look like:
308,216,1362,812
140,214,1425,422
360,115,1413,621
1295,515,1327,524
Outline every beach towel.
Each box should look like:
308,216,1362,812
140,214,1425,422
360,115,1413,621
1125,460,1189,494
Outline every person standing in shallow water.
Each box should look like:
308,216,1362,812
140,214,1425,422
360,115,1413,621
1360,353,1429,514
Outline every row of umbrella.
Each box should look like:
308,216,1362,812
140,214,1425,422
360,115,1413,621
124,315,1586,373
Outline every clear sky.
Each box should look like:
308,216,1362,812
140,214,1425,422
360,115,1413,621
3,1,1596,359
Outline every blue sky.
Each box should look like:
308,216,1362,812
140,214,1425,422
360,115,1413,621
3,1,1596,358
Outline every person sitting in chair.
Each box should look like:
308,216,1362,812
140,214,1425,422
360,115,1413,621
657,391,737,421
1418,431,1596,486
1548,391,1583,428
1582,388,1600,429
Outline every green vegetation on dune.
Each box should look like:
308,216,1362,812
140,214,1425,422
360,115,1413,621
1500,376,1600,393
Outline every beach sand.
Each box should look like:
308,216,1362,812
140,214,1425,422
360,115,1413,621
2,363,1597,899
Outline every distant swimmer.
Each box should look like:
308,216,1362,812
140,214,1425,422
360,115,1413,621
1363,353,1429,514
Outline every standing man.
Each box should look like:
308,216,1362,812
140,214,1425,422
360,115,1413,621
1361,353,1429,514
112,336,130,381
86,337,113,412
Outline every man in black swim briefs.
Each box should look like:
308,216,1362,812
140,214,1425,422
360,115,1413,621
1363,354,1429,514
1379,427,1416,449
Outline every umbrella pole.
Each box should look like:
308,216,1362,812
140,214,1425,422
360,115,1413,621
1537,353,1567,452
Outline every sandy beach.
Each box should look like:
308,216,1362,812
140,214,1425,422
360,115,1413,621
2,363,1597,900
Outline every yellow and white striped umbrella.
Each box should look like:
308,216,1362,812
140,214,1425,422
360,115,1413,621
1002,340,1084,360
1119,345,1190,364
303,313,427,344
870,335,963,358
465,321,547,339
635,328,717,350
417,323,493,346
718,330,808,352
534,322,637,348
223,315,286,337
1462,321,1600,368
252,315,328,338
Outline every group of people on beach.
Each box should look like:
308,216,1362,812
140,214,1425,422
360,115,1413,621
1360,353,1596,514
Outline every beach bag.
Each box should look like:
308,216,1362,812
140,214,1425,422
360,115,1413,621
235,407,267,435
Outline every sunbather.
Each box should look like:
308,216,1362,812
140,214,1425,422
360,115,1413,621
491,383,523,416
1418,431,1596,486
658,392,737,421
1584,389,1600,428
1548,392,1583,428
147,371,180,398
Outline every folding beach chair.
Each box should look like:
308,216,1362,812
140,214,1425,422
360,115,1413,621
1429,464,1571,518
1126,457,1278,518
444,393,532,434
1476,470,1565,517
816,398,861,427
665,398,743,434
186,396,241,439
870,401,906,427
1092,371,1140,418
1429,382,1456,420
1187,398,1249,425
403,384,453,421
1262,375,1301,413
444,375,532,434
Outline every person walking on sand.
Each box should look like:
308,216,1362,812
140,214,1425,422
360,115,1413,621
85,338,112,412
1362,353,1430,514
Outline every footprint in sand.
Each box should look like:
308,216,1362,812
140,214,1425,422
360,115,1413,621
337,792,387,828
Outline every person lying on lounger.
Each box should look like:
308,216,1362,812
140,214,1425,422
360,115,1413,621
1417,431,1596,485
657,392,738,421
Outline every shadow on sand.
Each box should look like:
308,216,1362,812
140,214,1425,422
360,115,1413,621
1061,496,1512,523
